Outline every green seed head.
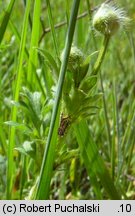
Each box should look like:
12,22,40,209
61,46,84,72
61,46,88,88
68,46,84,67
93,3,130,36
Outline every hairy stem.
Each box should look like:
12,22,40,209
92,35,110,75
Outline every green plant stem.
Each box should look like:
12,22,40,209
100,73,112,156
92,35,110,75
27,0,41,83
0,0,15,44
7,0,31,199
46,0,59,59
66,0,70,26
35,0,80,199
9,20,29,59
0,127,7,155
19,155,26,199
86,2,112,159
91,34,112,157
112,80,116,180
113,82,121,175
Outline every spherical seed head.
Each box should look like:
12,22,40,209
93,3,130,36
61,46,84,72
68,46,84,66
61,46,87,88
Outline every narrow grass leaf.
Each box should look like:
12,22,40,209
7,0,32,199
27,0,41,82
9,19,29,59
35,0,81,199
75,120,121,199
46,0,59,59
0,0,15,44
36,48,59,78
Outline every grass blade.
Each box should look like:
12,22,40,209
9,19,29,59
75,120,121,199
7,0,32,199
35,0,81,199
46,0,59,59
0,0,15,44
27,0,41,83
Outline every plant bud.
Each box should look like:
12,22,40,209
61,46,84,72
61,46,87,88
92,3,130,36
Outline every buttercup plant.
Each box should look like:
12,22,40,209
91,2,131,170
58,2,130,139
59,45,100,136
0,0,133,201
92,2,130,75
61,46,89,89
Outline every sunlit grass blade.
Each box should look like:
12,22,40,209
46,0,59,59
0,0,15,44
9,19,29,59
25,0,46,98
75,120,121,199
0,126,7,155
27,0,41,83
35,0,81,199
7,0,32,199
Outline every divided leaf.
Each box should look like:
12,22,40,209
80,75,97,94
15,141,36,159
